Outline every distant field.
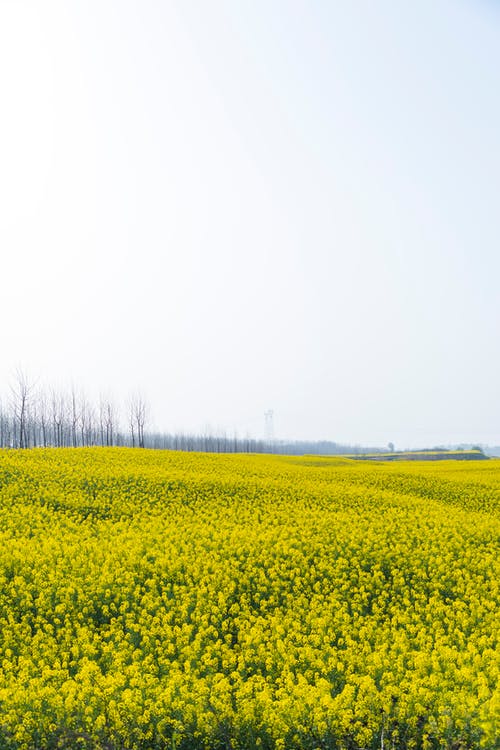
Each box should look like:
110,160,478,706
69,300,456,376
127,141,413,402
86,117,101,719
348,449,489,461
0,449,498,749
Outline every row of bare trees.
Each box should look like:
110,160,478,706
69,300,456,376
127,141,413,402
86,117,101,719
0,372,271,452
0,372,147,450
1,372,382,455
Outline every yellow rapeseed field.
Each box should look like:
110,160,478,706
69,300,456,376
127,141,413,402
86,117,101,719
0,448,498,749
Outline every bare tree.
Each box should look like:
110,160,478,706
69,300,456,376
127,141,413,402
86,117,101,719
70,386,81,448
105,401,114,446
130,393,147,448
98,397,106,446
51,389,66,448
128,397,137,448
38,391,49,447
99,397,117,447
11,369,34,448
29,397,38,448
0,398,11,448
79,394,94,447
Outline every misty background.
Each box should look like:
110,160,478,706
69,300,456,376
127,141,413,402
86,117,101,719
1,1,500,449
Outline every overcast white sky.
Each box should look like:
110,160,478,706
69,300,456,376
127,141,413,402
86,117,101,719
1,0,500,448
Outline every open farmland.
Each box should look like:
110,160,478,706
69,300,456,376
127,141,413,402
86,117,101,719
0,449,498,749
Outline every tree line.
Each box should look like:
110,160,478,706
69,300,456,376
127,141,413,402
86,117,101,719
0,376,268,452
0,372,147,450
0,371,380,455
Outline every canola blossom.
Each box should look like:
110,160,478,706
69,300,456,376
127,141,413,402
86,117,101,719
0,448,498,749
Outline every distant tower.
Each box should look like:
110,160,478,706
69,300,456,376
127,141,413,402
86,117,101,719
264,410,274,443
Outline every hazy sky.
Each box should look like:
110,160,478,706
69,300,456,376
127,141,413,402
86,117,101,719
1,1,500,448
